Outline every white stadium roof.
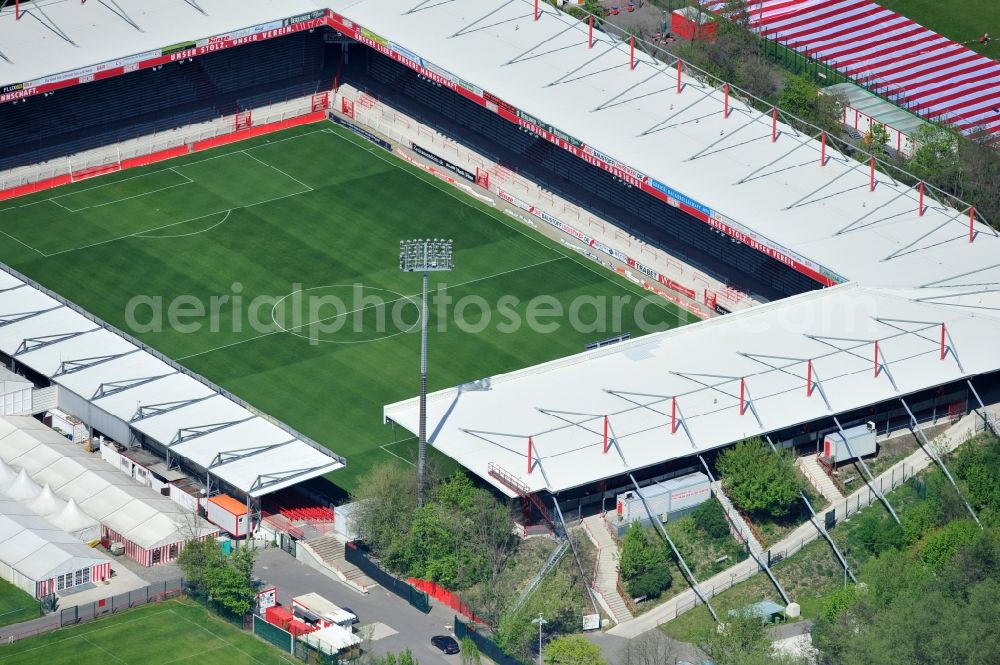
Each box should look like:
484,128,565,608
0,266,345,497
2,1,1000,497
386,284,1000,496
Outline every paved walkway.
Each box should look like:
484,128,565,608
609,409,992,637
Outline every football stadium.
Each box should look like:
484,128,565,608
1,1,1000,655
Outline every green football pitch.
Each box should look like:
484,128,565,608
0,579,40,629
0,122,691,492
0,599,294,664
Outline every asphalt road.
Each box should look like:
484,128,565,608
254,548,461,664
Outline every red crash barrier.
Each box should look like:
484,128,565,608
408,578,487,625
191,111,326,152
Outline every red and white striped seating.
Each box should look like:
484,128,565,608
702,0,1000,142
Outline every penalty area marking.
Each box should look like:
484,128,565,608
132,209,233,239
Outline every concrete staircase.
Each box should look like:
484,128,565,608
796,455,842,506
582,514,633,625
302,535,378,594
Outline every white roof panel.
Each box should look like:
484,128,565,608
54,352,176,403
386,284,1000,495
17,329,138,377
133,395,253,446
0,0,324,90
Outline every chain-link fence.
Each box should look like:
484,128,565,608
343,543,430,613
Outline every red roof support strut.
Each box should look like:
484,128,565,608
603,415,609,453
676,59,682,93
527,436,533,474
739,377,747,415
15,0,20,20
870,157,876,192
534,0,539,21
820,131,826,166
630,35,635,70
874,341,880,377
723,82,729,119
588,15,594,48
918,181,925,216
671,397,678,434
771,107,777,142
806,359,813,397
970,207,975,243
940,323,946,360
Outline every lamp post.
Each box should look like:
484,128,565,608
399,238,454,507
531,614,547,664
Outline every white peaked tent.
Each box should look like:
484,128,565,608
4,468,41,501
27,483,67,518
50,499,100,542
0,458,16,492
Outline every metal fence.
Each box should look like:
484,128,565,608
454,615,527,665
59,577,185,627
343,543,431,613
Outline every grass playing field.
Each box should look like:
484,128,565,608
875,0,999,59
0,122,690,492
0,579,40,629
0,598,294,664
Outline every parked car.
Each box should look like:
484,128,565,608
431,635,460,655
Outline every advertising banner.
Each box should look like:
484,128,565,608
330,114,392,151
410,143,476,182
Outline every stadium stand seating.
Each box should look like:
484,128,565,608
262,489,336,523
349,50,821,300
0,30,338,172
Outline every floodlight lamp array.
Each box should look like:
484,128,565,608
399,238,454,272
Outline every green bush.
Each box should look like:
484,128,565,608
717,438,804,518
921,519,981,572
619,522,671,599
853,510,904,557
692,499,731,541
901,498,942,546
625,566,672,600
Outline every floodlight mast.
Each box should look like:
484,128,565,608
399,239,454,507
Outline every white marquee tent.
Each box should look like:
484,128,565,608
0,500,111,598
0,416,217,566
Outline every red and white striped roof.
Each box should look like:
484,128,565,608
703,0,1000,140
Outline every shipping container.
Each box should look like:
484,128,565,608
822,423,877,464
607,472,711,536
206,494,249,537
292,592,357,629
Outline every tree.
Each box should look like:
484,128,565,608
920,519,980,572
863,122,890,157
619,522,671,599
716,439,804,518
543,635,607,665
909,125,962,192
177,538,257,617
692,499,731,540
350,461,420,566
697,611,770,664
617,629,680,665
